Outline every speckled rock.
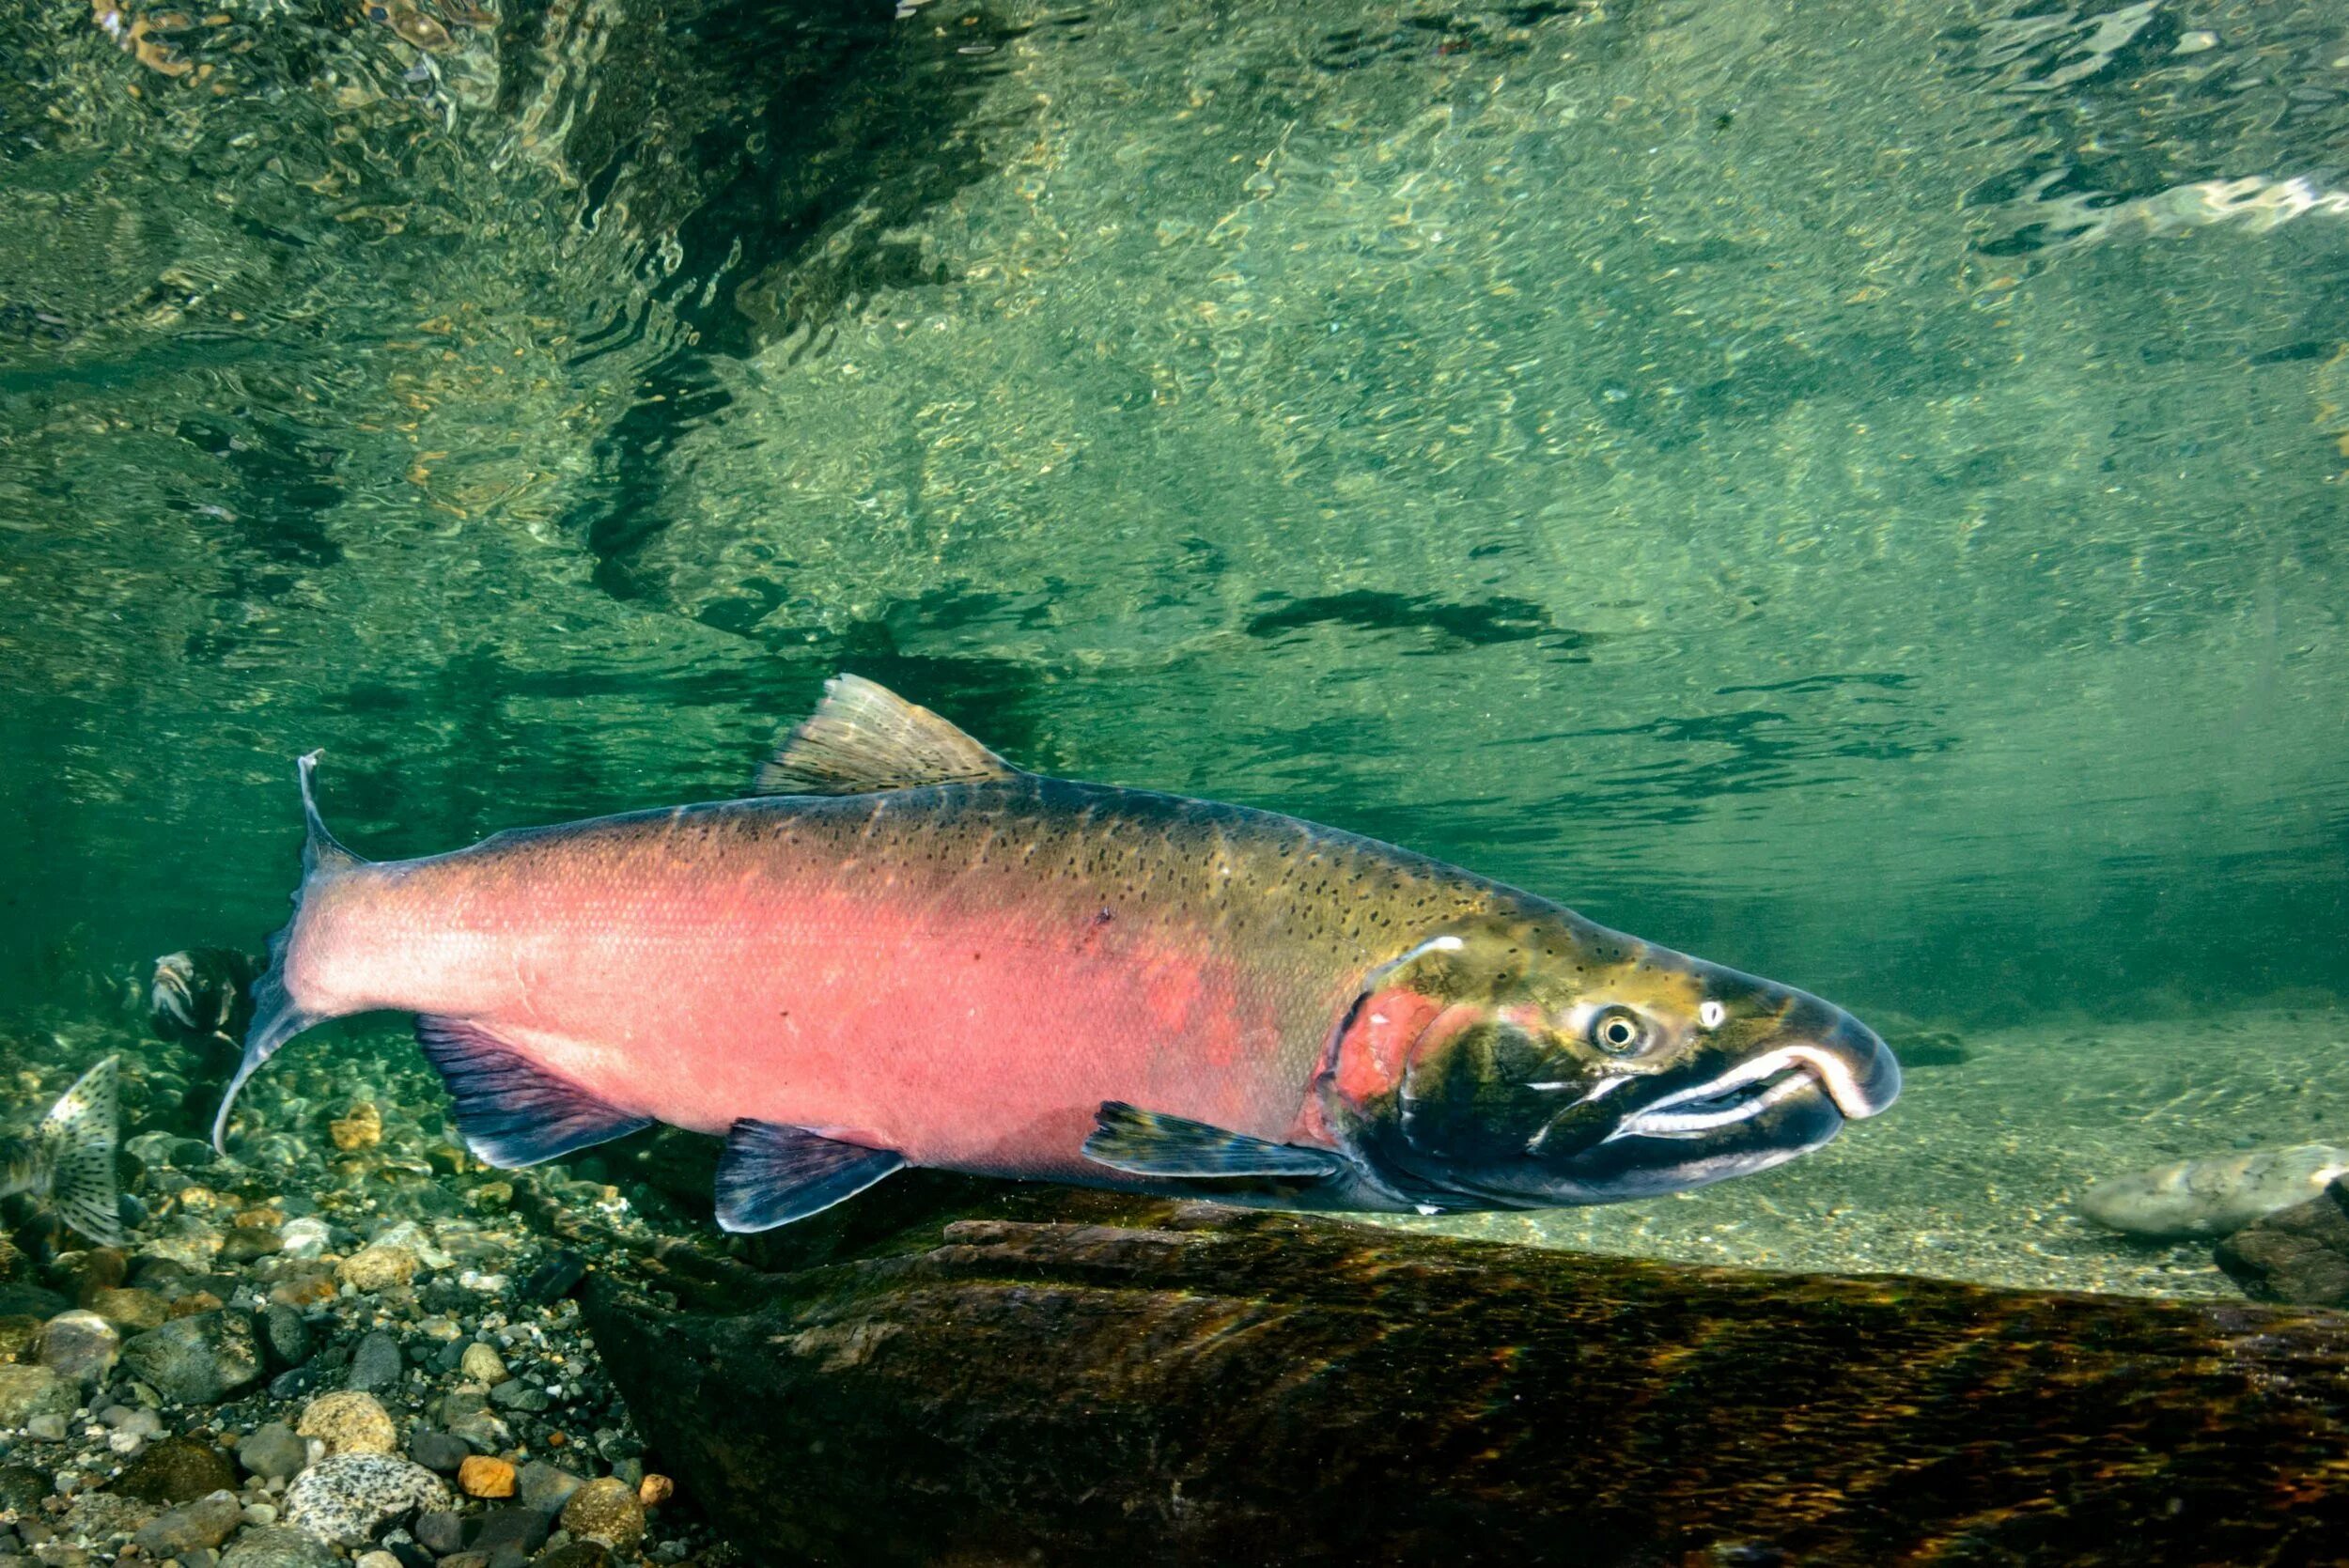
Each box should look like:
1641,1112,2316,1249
335,1247,419,1295
0,1364,75,1428
119,1312,263,1405
297,1391,399,1456
113,1436,240,1503
221,1524,337,1568
284,1453,451,1546
556,1479,644,1550
38,1310,120,1385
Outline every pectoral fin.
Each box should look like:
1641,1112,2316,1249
1082,1101,1347,1179
714,1120,906,1232
41,1057,123,1248
414,1017,653,1168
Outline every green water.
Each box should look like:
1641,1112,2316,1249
2,0,2346,1294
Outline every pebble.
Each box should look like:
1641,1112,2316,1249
355,1551,403,1568
336,1247,420,1295
236,1421,313,1482
635,1474,672,1508
459,1343,506,1385
114,1436,241,1503
516,1462,583,1516
348,1329,405,1393
330,1104,383,1152
297,1391,399,1456
0,1365,75,1428
407,1428,470,1474
278,1219,333,1261
284,1453,452,1546
412,1511,465,1556
458,1455,516,1498
119,1312,264,1405
556,1480,645,1550
36,1311,120,1386
220,1524,336,1568
258,1304,313,1373
131,1491,244,1555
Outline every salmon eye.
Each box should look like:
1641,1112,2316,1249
1589,1006,1648,1054
1699,1000,1726,1029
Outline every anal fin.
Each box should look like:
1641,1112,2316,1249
415,1017,652,1168
715,1121,905,1232
1082,1101,1346,1179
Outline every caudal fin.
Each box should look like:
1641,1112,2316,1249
42,1057,123,1247
212,751,367,1155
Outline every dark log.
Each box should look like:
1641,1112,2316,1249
578,1175,2349,1567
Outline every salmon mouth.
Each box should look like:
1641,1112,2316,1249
1609,1061,1823,1141
1604,1026,1903,1144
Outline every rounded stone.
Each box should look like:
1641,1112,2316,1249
283,1452,452,1547
237,1421,314,1482
336,1246,420,1294
297,1390,399,1456
119,1311,264,1405
0,1364,75,1429
221,1524,337,1568
556,1478,646,1550
458,1454,516,1498
458,1343,506,1385
37,1310,121,1385
113,1436,240,1504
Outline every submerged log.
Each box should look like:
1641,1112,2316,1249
579,1175,2349,1566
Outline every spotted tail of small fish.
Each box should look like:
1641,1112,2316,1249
213,751,366,1156
42,1057,123,1247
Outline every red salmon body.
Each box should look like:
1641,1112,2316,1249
220,675,1900,1230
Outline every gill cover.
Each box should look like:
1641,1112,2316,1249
212,751,365,1155
1314,910,1900,1210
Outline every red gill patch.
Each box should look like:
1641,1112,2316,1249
1332,988,1479,1104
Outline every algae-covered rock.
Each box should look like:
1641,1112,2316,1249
119,1311,262,1404
2216,1178,2349,1306
112,1435,240,1504
0,1364,74,1428
580,1178,2349,1568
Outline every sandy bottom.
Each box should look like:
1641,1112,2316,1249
1397,1003,2349,1299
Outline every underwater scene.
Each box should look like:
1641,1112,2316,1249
4,0,2349,1560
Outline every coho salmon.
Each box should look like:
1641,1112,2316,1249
216,676,1901,1229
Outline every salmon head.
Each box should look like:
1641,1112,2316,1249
1315,910,1901,1209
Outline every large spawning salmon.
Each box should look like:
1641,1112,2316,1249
216,675,1900,1228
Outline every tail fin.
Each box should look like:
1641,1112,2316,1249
212,751,367,1156
42,1057,122,1247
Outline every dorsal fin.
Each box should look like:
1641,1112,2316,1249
753,675,1019,797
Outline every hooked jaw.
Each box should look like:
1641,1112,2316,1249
1604,1011,1902,1144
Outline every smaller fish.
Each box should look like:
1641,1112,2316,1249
0,1058,126,1248
2077,1142,2349,1240
151,948,261,1049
